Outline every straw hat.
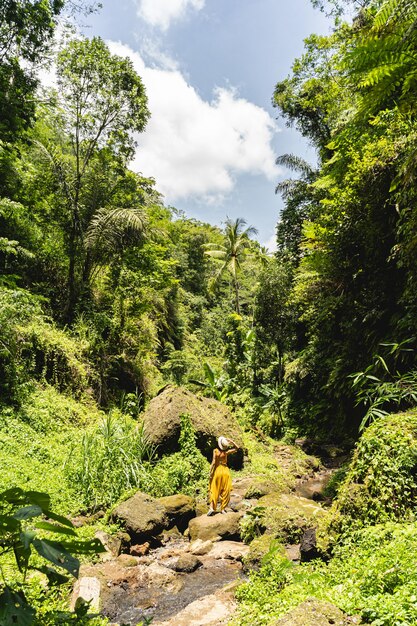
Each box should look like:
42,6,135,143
218,436,229,451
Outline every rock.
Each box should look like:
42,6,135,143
165,554,202,572
273,598,349,625
142,386,244,468
116,554,138,567
144,562,183,593
245,535,286,571
188,511,243,542
256,492,325,543
285,544,301,562
94,531,122,558
157,494,196,532
112,491,169,541
130,542,150,556
190,539,213,555
300,528,318,562
153,586,237,626
244,480,281,499
71,576,101,612
208,540,250,561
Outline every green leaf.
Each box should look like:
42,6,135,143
0,487,25,504
60,537,106,554
13,505,43,521
25,491,51,511
0,588,36,626
35,521,77,536
0,514,20,534
32,538,80,577
44,510,75,529
38,565,70,585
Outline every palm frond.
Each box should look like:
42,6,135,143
86,206,147,255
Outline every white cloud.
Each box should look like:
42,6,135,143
108,41,280,203
136,0,205,31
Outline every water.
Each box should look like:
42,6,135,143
101,538,244,626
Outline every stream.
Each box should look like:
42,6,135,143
84,458,342,626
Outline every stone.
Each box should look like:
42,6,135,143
71,576,101,612
116,554,138,567
188,511,243,542
300,527,319,562
285,544,301,562
144,562,183,593
130,542,150,556
142,386,244,468
112,491,169,541
189,539,214,555
94,531,122,558
165,553,202,572
256,492,325,543
153,586,237,626
244,480,281,499
244,535,286,571
208,540,250,561
156,494,196,532
273,598,349,626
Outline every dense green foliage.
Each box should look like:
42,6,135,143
3,0,417,622
235,521,417,626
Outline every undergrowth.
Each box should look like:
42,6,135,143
234,521,417,626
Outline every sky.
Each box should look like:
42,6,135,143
79,0,333,248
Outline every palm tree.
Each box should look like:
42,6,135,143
204,217,258,314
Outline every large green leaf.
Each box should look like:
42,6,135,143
60,537,106,554
35,521,77,536
44,510,75,529
25,491,51,511
0,514,20,534
13,505,43,521
32,538,80,577
0,588,35,626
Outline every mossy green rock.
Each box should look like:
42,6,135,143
257,492,325,542
143,386,244,468
188,511,243,542
156,494,196,532
112,492,169,541
274,598,349,625
244,534,285,570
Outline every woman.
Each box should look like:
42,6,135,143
207,436,238,515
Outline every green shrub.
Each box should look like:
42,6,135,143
149,413,210,498
234,521,417,626
66,412,156,511
324,410,417,539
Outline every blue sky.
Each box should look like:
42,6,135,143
81,0,332,247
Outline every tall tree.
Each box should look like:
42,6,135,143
40,36,150,320
203,217,258,315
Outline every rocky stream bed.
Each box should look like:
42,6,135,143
72,449,340,626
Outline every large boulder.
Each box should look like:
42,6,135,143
188,511,243,542
273,598,351,626
156,494,196,533
255,492,325,543
142,386,244,468
112,492,168,542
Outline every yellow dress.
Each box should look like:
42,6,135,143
209,451,232,511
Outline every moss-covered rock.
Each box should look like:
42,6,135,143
273,598,349,625
244,534,286,570
156,494,196,532
319,410,417,545
188,511,243,542
142,386,244,468
112,492,169,542
256,492,325,543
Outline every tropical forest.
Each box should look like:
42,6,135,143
1,0,417,624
